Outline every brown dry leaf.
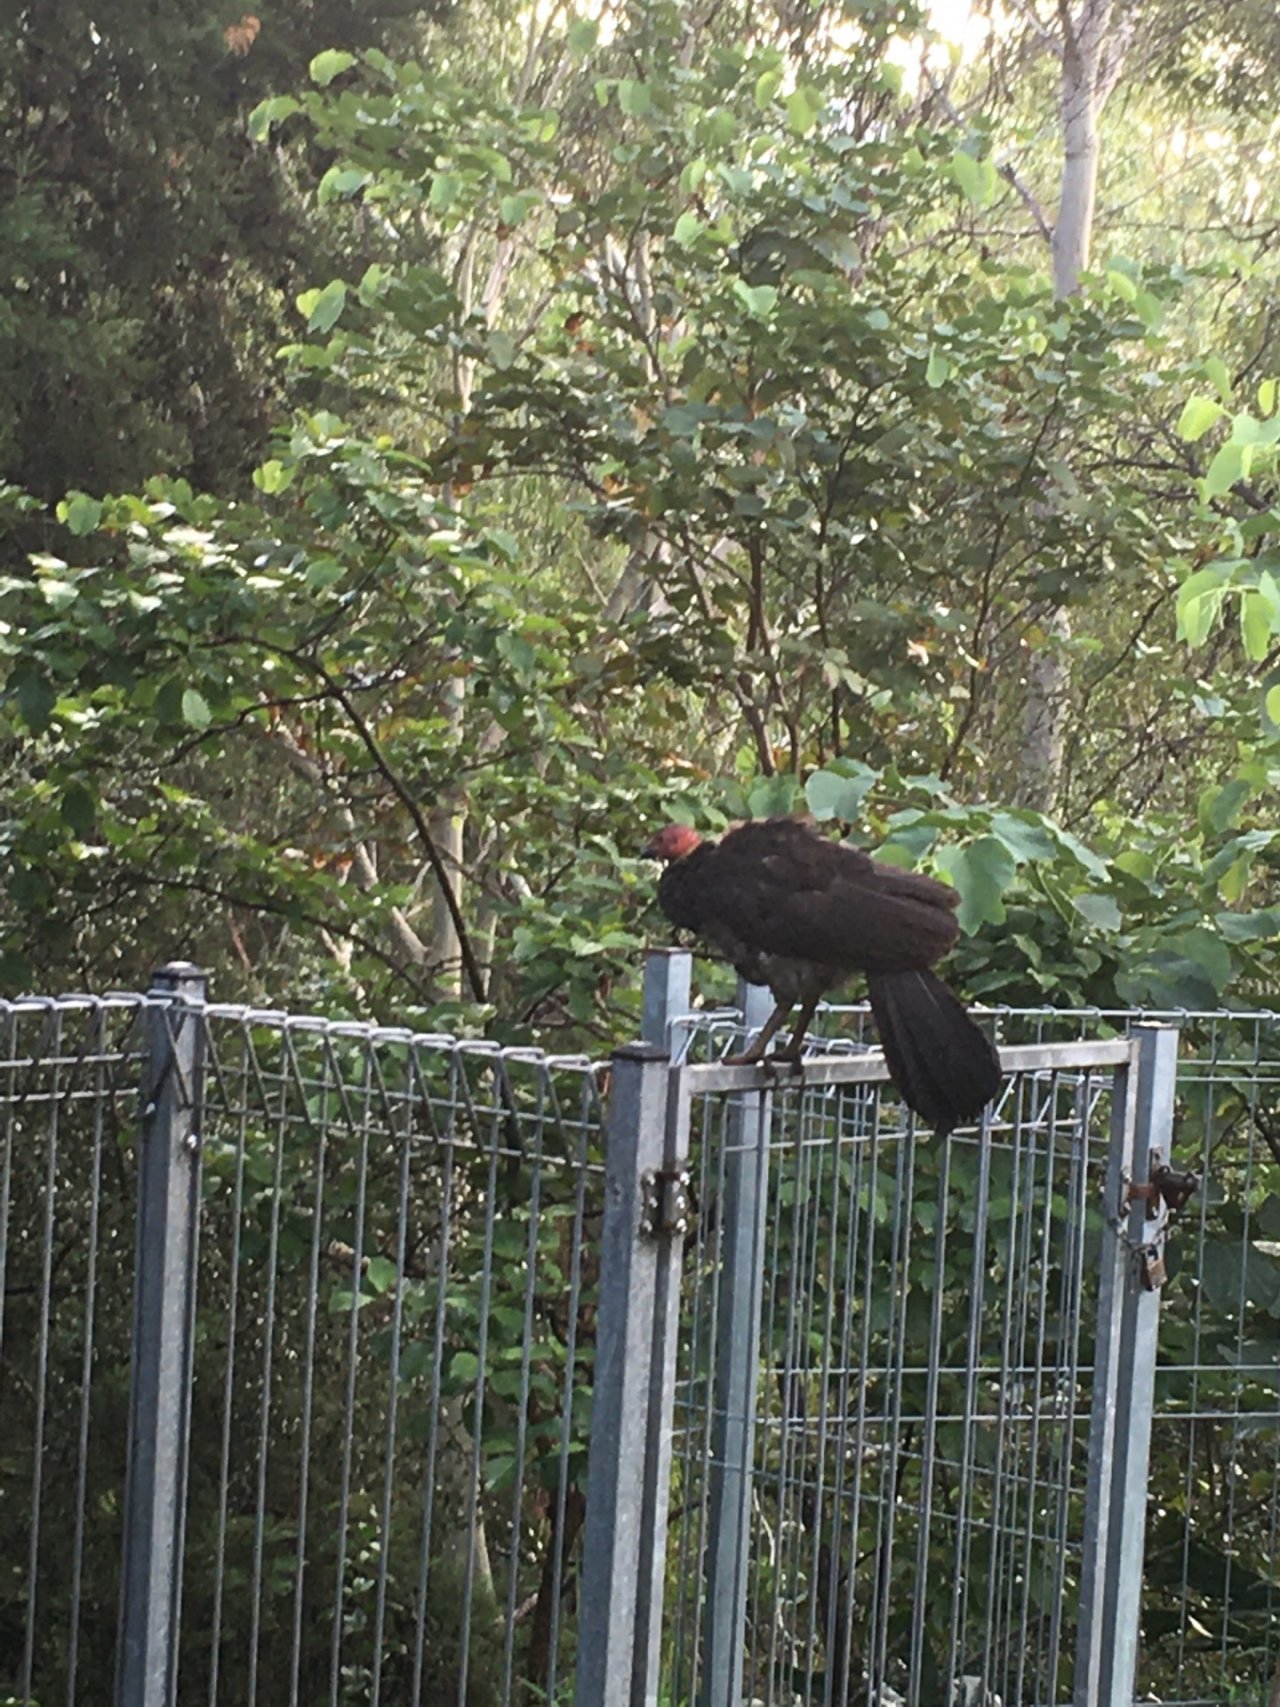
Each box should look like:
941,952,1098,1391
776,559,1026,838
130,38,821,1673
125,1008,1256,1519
224,14,261,56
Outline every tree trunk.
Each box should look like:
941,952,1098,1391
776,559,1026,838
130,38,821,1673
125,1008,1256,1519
1015,0,1133,812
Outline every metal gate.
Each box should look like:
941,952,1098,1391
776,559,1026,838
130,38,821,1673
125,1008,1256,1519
575,950,1180,1707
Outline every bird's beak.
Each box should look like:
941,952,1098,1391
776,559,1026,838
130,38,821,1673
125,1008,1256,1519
641,837,661,860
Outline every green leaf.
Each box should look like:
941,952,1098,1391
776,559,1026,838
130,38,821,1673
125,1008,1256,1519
933,836,1017,933
366,1256,398,1294
805,765,876,823
784,87,821,135
617,79,651,116
317,166,371,203
747,774,801,818
1241,590,1273,662
1204,355,1232,402
661,402,710,438
1259,377,1277,416
15,670,56,735
925,351,950,387
1072,893,1121,932
247,95,300,141
988,811,1058,865
310,49,356,86
1176,396,1225,442
567,16,599,54
1200,1239,1280,1314
305,557,345,591
430,171,463,211
299,280,347,333
450,1350,480,1385
181,688,212,731
732,280,778,317
673,209,701,246
1106,267,1137,303
1199,777,1251,835
754,69,782,108
253,459,294,495
487,328,516,369
1267,683,1280,727
1176,566,1230,646
1203,440,1244,499
59,493,103,535
1217,907,1280,943
950,149,996,207
60,782,96,835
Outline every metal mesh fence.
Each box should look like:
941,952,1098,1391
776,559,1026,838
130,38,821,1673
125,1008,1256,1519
665,1051,1124,1707
3,979,1279,1707
0,996,147,1706
731,1000,1280,1707
1,994,605,1707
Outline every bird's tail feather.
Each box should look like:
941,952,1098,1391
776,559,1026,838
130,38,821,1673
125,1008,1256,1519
866,969,1002,1135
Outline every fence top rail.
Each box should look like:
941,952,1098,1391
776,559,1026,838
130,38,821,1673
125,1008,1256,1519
0,990,602,1076
681,1035,1137,1094
671,1000,1280,1030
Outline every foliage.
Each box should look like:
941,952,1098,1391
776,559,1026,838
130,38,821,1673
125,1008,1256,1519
5,4,1280,1698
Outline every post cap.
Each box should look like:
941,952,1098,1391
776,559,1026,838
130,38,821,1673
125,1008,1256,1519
150,961,208,996
612,1041,670,1064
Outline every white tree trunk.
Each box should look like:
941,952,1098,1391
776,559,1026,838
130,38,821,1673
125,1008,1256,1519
1016,0,1133,812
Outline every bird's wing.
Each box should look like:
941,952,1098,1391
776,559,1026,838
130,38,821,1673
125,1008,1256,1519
704,819,960,973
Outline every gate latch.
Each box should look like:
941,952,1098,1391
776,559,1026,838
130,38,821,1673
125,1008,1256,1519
1123,1149,1201,1223
640,1168,692,1239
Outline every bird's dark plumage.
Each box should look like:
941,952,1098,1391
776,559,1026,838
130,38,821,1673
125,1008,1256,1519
647,817,1001,1134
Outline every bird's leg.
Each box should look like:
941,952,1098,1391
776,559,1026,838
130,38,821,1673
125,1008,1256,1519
721,1000,790,1066
767,995,822,1065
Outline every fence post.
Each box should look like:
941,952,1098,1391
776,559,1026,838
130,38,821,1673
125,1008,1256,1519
1075,1023,1178,1707
641,947,692,1052
116,962,207,1707
574,1039,686,1707
700,978,776,1707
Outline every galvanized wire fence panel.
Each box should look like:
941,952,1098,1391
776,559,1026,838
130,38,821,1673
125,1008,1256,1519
665,1048,1127,1707
0,995,149,1706
702,998,1280,1707
5,969,1279,1707
0,991,605,1707
185,1010,605,1707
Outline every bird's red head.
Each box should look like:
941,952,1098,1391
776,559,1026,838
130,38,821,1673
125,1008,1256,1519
642,822,704,862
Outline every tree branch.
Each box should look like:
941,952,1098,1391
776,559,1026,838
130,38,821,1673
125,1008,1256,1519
283,653,490,1004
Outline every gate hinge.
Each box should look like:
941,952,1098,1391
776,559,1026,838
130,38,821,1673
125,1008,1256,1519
640,1167,692,1239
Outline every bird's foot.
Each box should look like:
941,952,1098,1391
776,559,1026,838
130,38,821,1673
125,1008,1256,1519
763,1046,806,1076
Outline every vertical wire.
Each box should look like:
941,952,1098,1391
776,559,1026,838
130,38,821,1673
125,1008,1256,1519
66,1005,107,1706
543,1073,598,1702
410,1057,458,1705
247,1023,291,1707
869,1108,916,1697
906,1130,952,1707
947,1084,995,1682
328,1035,375,1705
209,1022,251,1707
824,1085,868,1707
498,1066,547,1706
454,1055,505,1707
371,1043,416,1707
287,1025,332,1707
839,1093,883,1705
22,1008,63,1702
